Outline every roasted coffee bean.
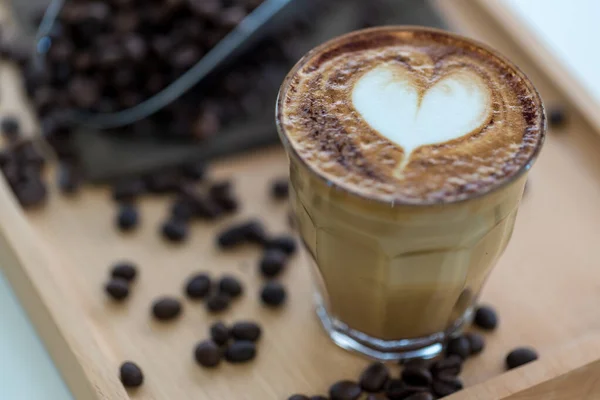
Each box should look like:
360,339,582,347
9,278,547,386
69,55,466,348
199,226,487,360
105,278,130,301
16,179,48,209
474,305,498,330
1,116,20,141
210,321,230,346
152,297,182,321
231,321,262,342
117,203,139,231
329,380,361,400
194,340,221,368
465,332,485,355
111,261,137,282
432,375,463,397
271,178,289,200
259,249,288,278
219,275,243,298
171,44,202,69
506,347,538,370
288,395,309,400
112,179,146,202
185,273,211,299
209,180,232,199
68,76,99,109
402,366,433,387
215,195,238,213
359,362,389,392
206,292,231,313
216,221,257,248
244,220,268,245
430,355,462,377
446,336,471,359
161,219,188,242
385,379,429,400
266,235,297,255
225,340,256,363
260,281,286,307
405,392,434,400
219,6,247,28
57,162,81,195
309,396,328,400
401,358,429,368
548,106,567,128
119,361,144,388
171,197,196,222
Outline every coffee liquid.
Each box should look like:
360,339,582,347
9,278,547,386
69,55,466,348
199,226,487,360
277,27,545,358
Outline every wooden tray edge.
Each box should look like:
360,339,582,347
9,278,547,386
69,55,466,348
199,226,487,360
446,333,600,399
0,177,127,400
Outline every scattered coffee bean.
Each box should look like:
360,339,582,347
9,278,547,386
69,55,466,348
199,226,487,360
402,365,433,387
474,305,498,330
15,178,48,209
225,340,256,363
271,178,289,200
359,362,389,392
259,249,288,278
161,219,188,242
152,297,182,321
105,278,130,301
206,292,231,313
210,321,230,346
465,332,485,355
405,392,434,400
430,355,462,377
288,396,309,400
432,374,463,397
385,379,429,399
171,197,196,222
119,361,144,388
111,262,137,282
1,116,20,141
117,203,139,231
219,275,243,298
260,281,286,307
231,321,262,342
548,106,567,128
329,380,362,400
185,273,212,299
217,222,250,249
266,235,297,255
506,347,538,370
194,340,222,368
446,336,471,359
244,220,268,245
310,396,328,400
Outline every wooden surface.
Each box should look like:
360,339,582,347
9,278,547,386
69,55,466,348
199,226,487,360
2,1,600,399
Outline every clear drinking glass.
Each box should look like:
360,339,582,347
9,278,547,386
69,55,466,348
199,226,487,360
276,27,545,360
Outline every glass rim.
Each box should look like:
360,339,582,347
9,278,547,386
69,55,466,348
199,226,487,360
275,25,546,208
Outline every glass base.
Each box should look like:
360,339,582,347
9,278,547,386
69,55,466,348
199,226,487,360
316,300,473,361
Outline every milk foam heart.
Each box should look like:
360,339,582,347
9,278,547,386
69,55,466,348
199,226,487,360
352,64,492,172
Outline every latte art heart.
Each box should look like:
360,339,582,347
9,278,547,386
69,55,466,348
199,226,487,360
279,27,545,204
352,64,492,174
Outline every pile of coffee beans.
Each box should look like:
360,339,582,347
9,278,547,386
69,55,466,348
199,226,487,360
183,272,244,314
104,261,138,301
195,320,262,367
288,304,539,399
0,116,48,208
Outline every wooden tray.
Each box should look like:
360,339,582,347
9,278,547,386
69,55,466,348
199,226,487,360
3,2,600,399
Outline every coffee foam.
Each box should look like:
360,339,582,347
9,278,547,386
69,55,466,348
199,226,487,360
278,27,545,204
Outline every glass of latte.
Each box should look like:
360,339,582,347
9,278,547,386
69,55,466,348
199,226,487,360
276,27,545,360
